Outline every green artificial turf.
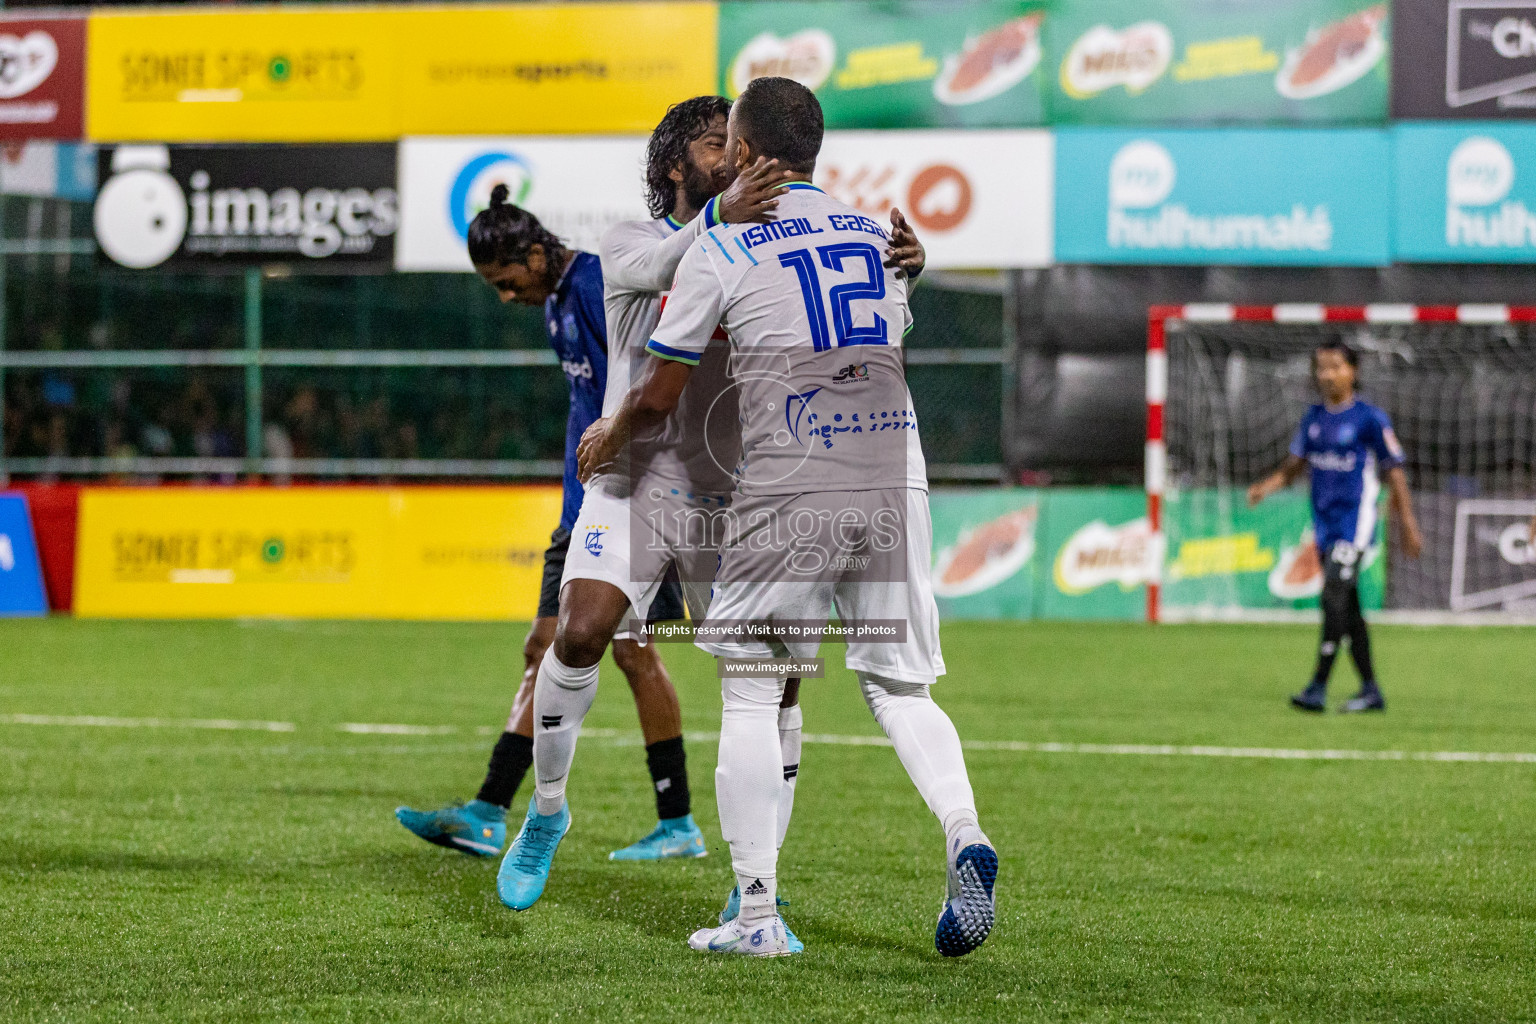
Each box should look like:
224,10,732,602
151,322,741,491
1,619,1533,1023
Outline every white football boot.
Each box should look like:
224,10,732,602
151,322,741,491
935,827,998,957
688,913,798,956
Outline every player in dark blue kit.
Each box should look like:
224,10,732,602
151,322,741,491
1249,340,1423,713
394,185,699,859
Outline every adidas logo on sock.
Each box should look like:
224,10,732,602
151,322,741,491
783,763,799,781
540,715,562,729
743,878,768,897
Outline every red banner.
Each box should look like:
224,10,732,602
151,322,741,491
0,16,86,140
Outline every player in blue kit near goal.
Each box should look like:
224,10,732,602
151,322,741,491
1249,339,1424,713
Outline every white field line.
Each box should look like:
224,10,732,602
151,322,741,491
336,723,458,736
679,729,1536,764
2,717,1534,765
0,713,296,732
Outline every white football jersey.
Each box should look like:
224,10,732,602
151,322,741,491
596,213,738,496
647,183,925,496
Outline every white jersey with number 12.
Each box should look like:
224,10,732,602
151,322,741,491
646,182,925,497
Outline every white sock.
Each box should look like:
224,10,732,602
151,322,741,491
943,811,987,860
858,672,978,837
776,703,802,851
531,649,600,816
716,674,784,921
735,872,777,925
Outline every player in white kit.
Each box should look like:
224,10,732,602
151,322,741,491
495,96,801,912
578,78,996,958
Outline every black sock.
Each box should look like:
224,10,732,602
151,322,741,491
475,732,533,808
1313,577,1352,686
646,736,691,820
1346,587,1378,689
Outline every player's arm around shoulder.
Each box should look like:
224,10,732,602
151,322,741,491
577,243,724,483
599,218,699,295
577,357,694,484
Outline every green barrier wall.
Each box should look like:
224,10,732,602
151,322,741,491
1163,489,1385,615
929,486,1385,622
1044,0,1389,125
719,0,1049,128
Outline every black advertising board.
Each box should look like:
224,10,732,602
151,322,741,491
93,144,397,270
1394,0,1536,117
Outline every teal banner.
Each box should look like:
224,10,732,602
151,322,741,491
719,0,1048,128
1394,123,1536,263
1054,128,1393,266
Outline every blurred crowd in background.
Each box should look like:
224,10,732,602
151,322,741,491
2,263,1004,478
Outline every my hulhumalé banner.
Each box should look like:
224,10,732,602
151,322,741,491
1394,123,1536,263
1045,0,1389,125
1053,127,1392,265
74,486,561,620
1160,489,1384,618
719,0,1049,128
86,4,716,142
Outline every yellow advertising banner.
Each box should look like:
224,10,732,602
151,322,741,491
74,486,562,620
397,3,717,135
383,487,561,620
86,3,718,142
87,8,404,142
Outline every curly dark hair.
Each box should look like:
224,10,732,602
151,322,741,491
644,95,732,220
467,183,564,267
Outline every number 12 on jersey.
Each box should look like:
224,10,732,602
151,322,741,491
778,242,890,352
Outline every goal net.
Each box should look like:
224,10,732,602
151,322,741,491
1148,304,1536,623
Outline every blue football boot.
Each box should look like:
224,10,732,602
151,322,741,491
935,830,998,957
719,884,803,953
609,814,707,861
394,799,505,857
496,800,571,911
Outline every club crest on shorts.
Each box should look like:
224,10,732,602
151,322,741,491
583,526,608,556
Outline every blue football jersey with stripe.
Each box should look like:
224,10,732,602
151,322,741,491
1288,398,1404,552
544,251,609,530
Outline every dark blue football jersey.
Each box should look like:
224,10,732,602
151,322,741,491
544,251,608,531
1288,398,1405,551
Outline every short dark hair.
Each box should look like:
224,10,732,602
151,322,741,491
467,184,562,267
1313,338,1361,383
734,76,824,174
1313,338,1359,368
645,95,732,220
